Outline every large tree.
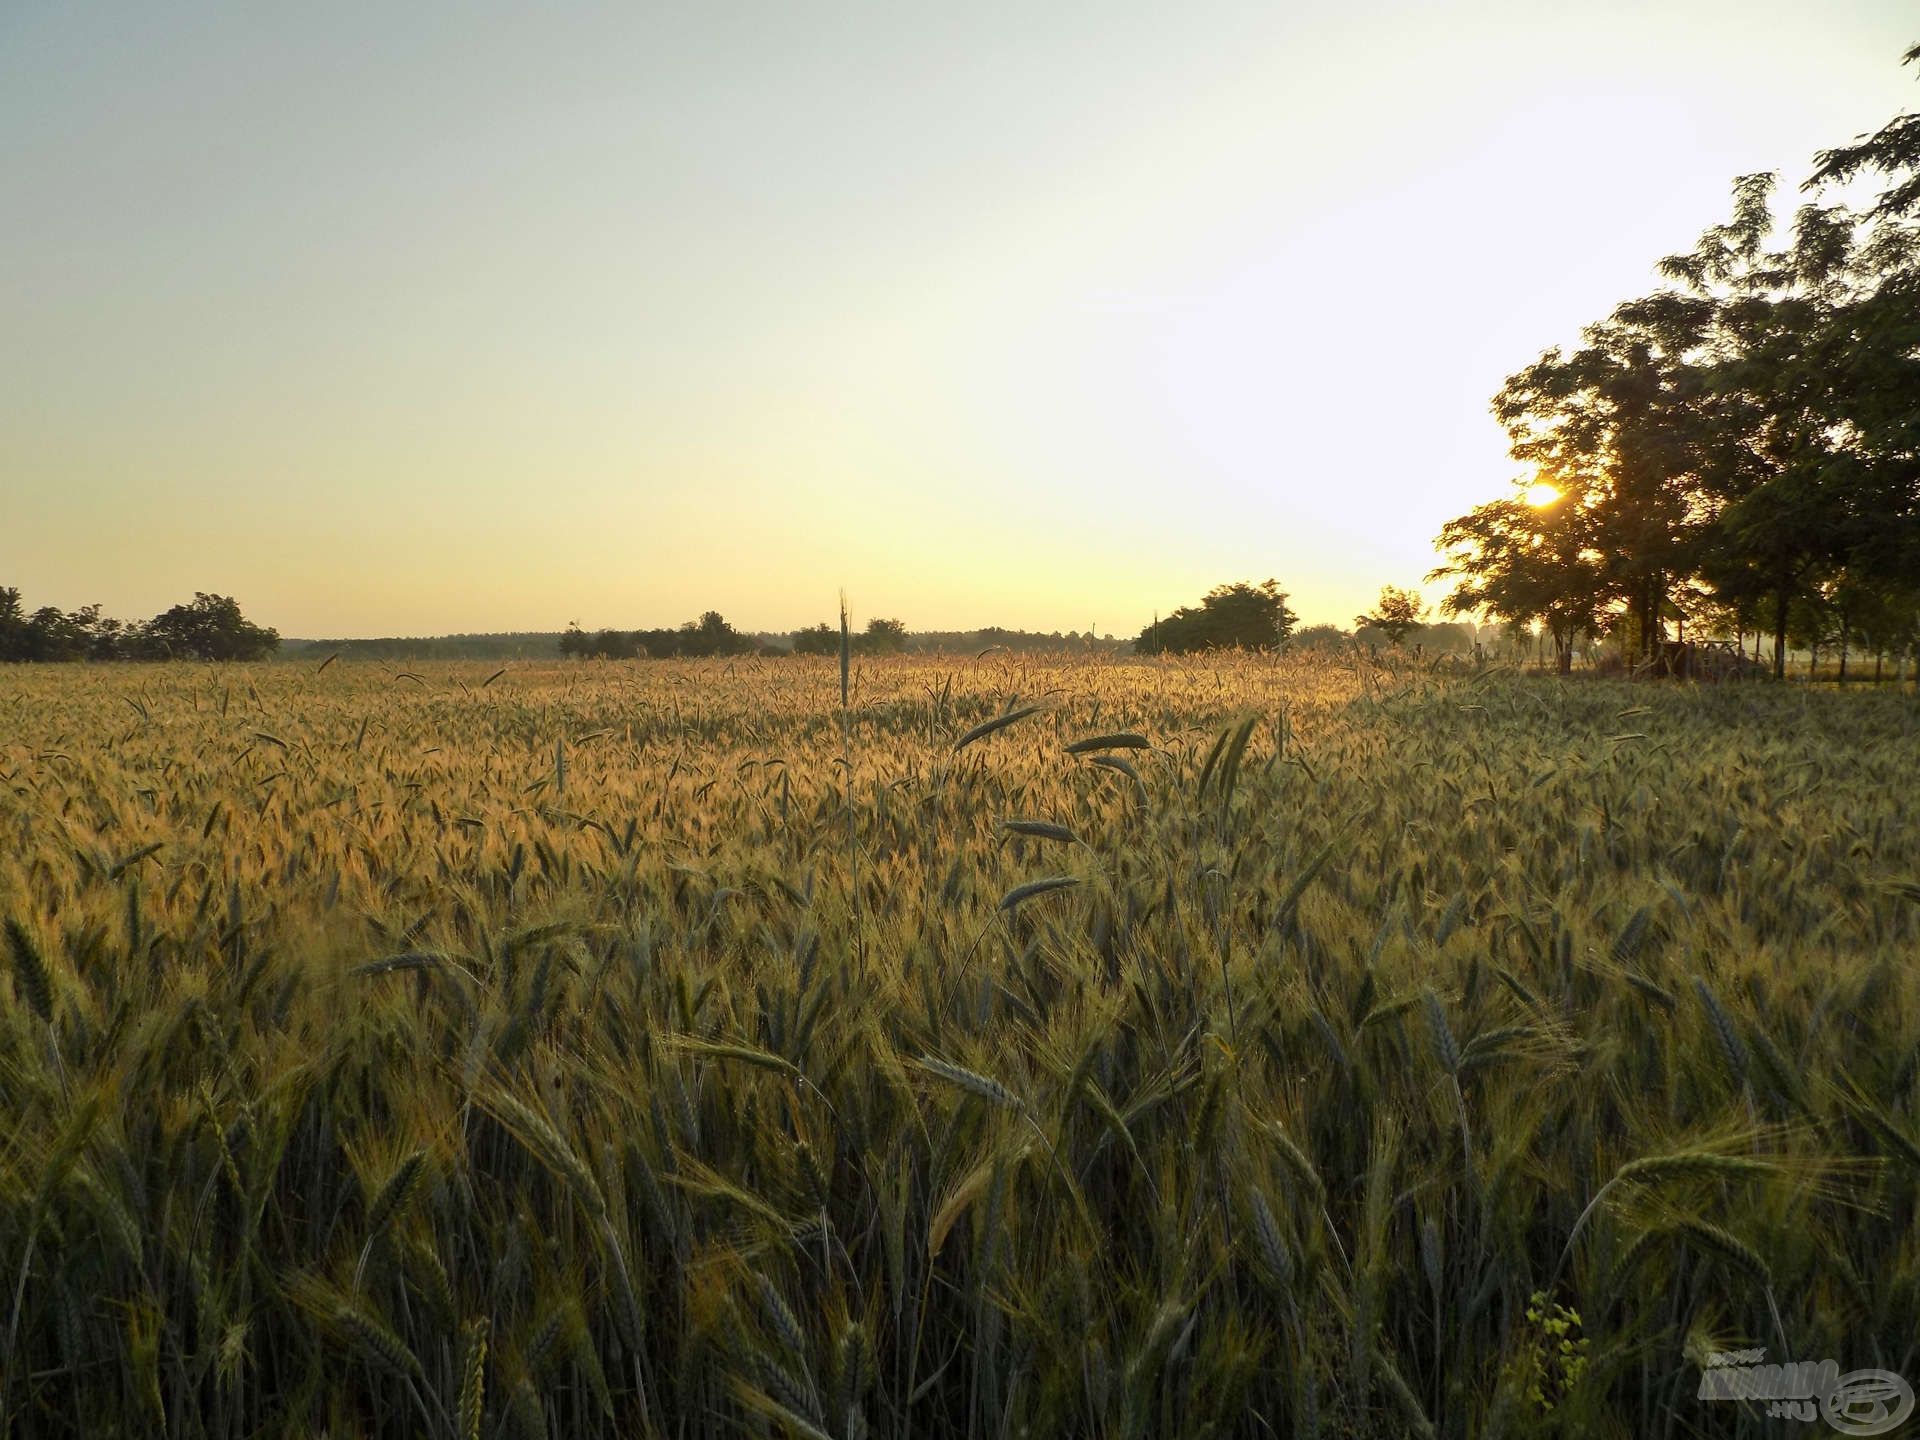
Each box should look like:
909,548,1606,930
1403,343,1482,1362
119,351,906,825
1435,45,1920,678
1354,585,1427,646
141,593,280,661
1489,288,1714,661
1429,488,1608,674
1,586,277,663
1654,174,1913,675
1136,580,1296,654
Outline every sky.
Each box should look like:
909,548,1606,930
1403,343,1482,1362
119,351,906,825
3,2,1917,639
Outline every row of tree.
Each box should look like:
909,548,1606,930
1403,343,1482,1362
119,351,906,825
559,613,917,659
790,617,906,655
559,611,757,659
1432,44,1920,677
0,588,280,662
556,590,1477,660
285,633,563,662
1133,582,1476,656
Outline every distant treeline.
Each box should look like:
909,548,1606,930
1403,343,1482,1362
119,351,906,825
8,584,1493,666
557,613,1134,659
1129,580,1489,656
561,612,760,659
282,633,566,662
917,626,1130,655
561,599,1491,661
1297,620,1480,653
0,587,278,662
287,621,1135,661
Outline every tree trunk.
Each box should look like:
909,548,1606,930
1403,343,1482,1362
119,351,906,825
1772,586,1789,680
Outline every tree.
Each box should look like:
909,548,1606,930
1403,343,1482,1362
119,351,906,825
1429,488,1608,674
0,587,25,660
791,623,839,656
792,616,909,656
1354,585,1427,645
688,611,752,657
1135,580,1296,654
1653,174,1893,676
24,607,86,661
1433,46,1920,681
1290,623,1351,651
863,617,908,653
67,605,127,660
2,586,277,663
1489,286,1715,662
591,628,636,659
1808,44,1920,220
141,593,279,661
566,611,761,659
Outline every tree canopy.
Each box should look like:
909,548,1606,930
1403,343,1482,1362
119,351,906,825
792,616,907,656
1432,46,1920,677
1135,580,1297,654
560,611,758,659
1354,585,1428,646
0,587,279,663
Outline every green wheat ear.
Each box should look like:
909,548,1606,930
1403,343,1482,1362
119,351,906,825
457,1317,489,1440
838,590,850,710
5,917,53,1023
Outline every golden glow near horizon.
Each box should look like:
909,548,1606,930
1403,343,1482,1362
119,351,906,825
1524,483,1564,508
3,3,1916,638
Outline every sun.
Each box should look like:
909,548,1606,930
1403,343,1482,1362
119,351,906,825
1523,482,1563,507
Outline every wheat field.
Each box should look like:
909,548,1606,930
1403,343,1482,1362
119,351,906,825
1,653,1915,1438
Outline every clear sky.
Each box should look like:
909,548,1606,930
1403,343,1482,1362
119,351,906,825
4,2,1916,638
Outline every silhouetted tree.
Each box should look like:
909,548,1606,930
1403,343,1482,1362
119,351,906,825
1809,43,1920,219
0,586,276,663
1135,580,1296,654
1434,47,1920,678
0,588,24,660
1430,489,1609,674
687,611,752,657
591,628,636,659
863,617,907,653
1290,623,1353,652
141,593,279,661
791,623,839,656
1354,586,1427,646
788,616,911,656
572,610,759,658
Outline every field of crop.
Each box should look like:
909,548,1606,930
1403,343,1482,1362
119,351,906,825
1,653,1916,1439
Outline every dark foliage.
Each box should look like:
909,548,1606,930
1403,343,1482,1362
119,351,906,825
560,610,757,660
0,587,278,662
1135,580,1297,654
